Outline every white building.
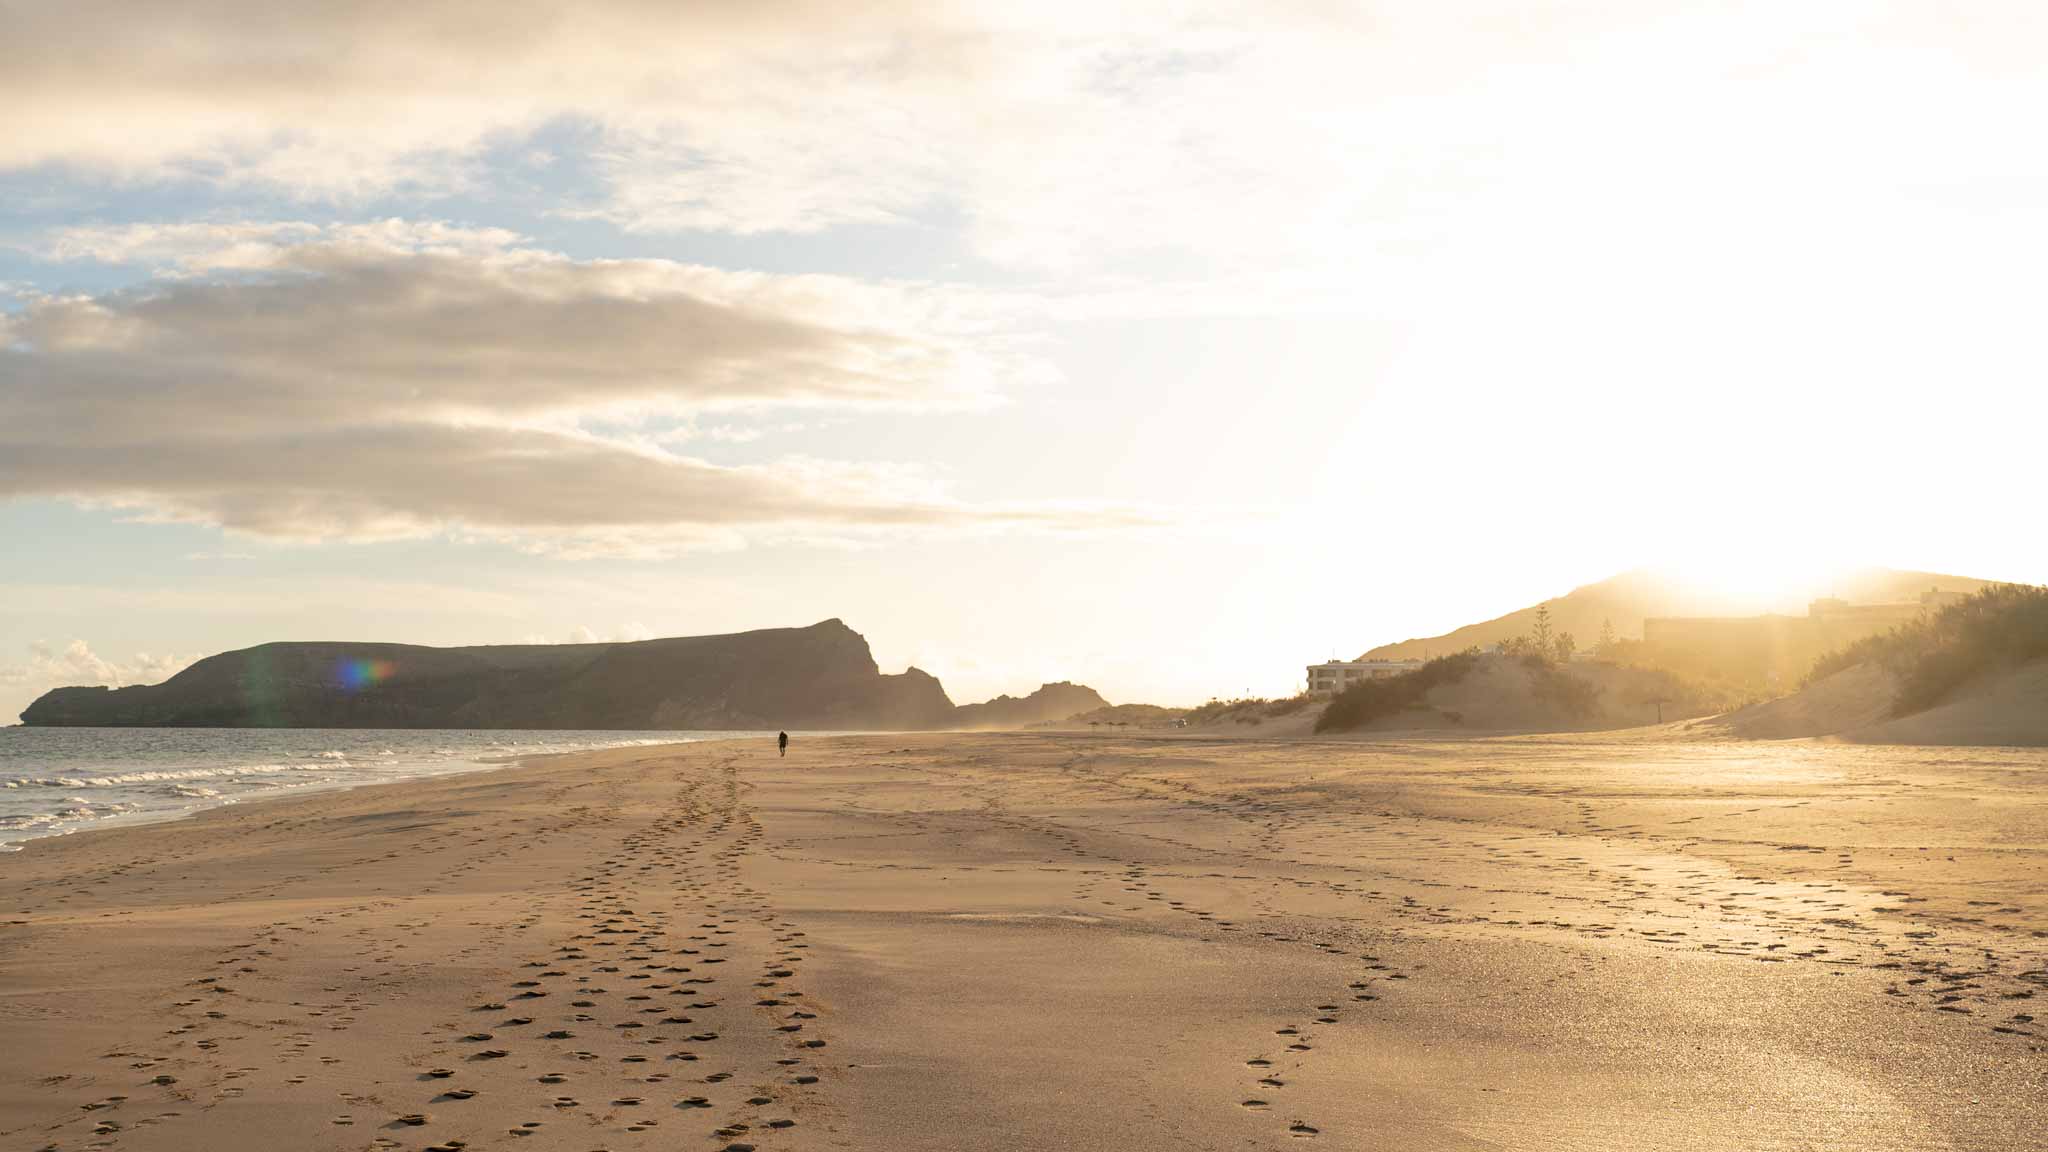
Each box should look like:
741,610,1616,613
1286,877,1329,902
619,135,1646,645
1305,659,1425,695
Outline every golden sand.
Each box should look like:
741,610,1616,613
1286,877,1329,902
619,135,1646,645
3,732,2043,1150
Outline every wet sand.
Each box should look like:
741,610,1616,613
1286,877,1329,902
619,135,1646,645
2,732,2043,1151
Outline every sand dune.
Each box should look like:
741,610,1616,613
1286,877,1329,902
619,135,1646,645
1184,656,1735,739
1857,659,2048,746
1701,657,2048,745
2,732,2043,1150
1704,661,1900,740
1355,656,1730,733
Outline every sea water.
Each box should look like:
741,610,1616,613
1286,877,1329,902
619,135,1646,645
0,727,762,851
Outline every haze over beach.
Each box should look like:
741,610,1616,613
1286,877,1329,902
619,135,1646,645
3,4,2047,1151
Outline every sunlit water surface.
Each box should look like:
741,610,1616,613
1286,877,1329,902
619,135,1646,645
0,727,762,851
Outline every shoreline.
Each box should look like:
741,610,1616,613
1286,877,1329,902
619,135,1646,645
0,728,774,855
3,731,2041,1150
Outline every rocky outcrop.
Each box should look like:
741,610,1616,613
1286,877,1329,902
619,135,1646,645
19,620,959,730
948,681,1107,729
18,620,1110,732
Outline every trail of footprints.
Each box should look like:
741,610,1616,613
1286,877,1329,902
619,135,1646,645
35,754,834,1152
1073,751,2045,1047
1104,864,1421,1144
384,760,828,1151
27,737,2041,1150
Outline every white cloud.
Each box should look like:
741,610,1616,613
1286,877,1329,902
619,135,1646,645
0,226,1152,553
14,222,1023,423
6,3,2047,281
1,640,194,721
561,623,651,644
35,219,523,274
0,640,192,691
0,3,1382,268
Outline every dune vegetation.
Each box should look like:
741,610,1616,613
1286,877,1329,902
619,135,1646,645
1805,584,2048,716
1185,694,1316,726
1313,649,1484,733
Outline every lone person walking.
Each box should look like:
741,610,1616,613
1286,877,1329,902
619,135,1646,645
778,730,789,758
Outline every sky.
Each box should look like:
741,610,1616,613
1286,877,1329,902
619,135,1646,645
5,2,2048,720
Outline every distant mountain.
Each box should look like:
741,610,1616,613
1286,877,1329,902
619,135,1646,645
1360,568,1993,662
949,682,1107,729
19,620,1097,731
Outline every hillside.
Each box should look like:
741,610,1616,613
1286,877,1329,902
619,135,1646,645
1360,567,1991,662
18,620,1100,732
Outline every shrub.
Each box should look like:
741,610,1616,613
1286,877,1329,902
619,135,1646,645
1314,648,1482,733
1529,662,1601,719
1185,697,1254,724
1185,694,1313,725
1803,584,2048,716
1803,631,1895,687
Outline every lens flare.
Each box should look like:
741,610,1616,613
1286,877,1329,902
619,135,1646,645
335,658,396,692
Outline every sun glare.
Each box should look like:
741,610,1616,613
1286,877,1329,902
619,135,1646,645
1652,551,1852,613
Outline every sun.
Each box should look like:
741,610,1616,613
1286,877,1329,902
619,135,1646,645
1653,546,1854,612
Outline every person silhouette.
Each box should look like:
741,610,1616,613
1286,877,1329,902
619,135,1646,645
778,730,789,758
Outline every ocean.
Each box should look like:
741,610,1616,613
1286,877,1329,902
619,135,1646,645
0,727,762,852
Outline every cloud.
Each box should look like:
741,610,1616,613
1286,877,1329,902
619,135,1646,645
36,219,522,274
1,2,970,224
10,3,2048,282
0,225,1151,553
0,2,1486,267
1,640,194,721
12,3,2045,283
5,3,1442,273
563,623,651,645
0,640,192,690
17,222,1017,423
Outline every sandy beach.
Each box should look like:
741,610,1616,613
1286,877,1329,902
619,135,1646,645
3,731,2043,1151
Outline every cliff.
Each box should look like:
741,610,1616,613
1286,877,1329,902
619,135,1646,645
19,619,962,730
